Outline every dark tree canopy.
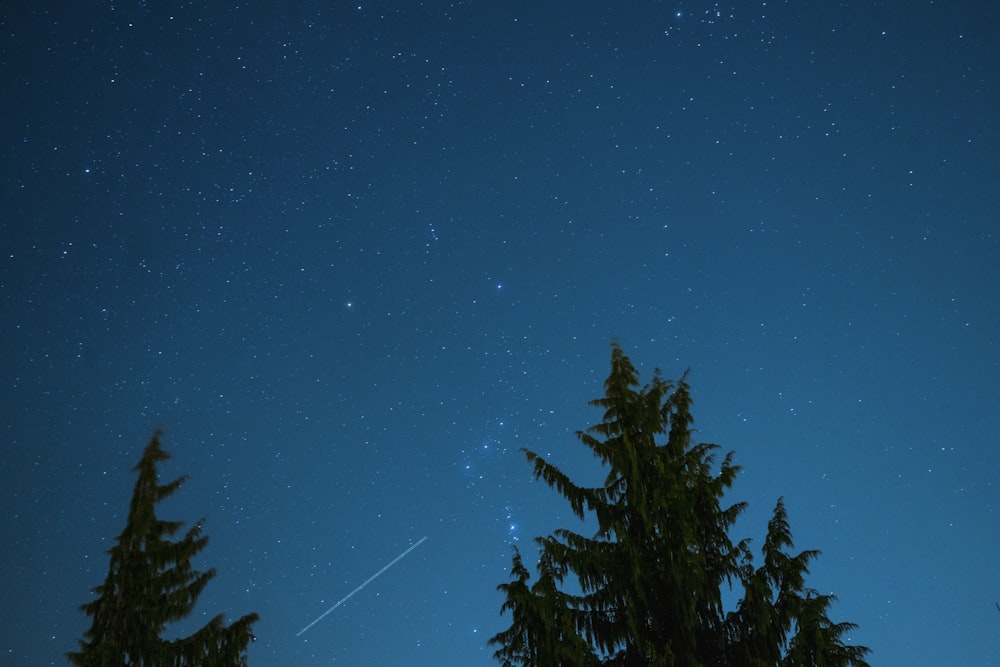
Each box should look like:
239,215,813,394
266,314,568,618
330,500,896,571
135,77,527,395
490,344,870,667
68,430,259,667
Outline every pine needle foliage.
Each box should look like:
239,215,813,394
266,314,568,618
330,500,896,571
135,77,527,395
491,344,870,667
68,430,259,666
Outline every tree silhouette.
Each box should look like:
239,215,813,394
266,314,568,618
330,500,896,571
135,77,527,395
489,548,599,667
68,430,259,666
491,344,870,667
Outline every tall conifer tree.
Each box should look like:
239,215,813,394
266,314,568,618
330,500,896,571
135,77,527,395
491,344,870,667
68,430,259,666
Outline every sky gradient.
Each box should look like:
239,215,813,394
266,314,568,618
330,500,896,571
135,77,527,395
3,1,999,665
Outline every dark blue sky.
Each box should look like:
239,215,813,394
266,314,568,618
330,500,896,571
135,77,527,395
3,2,998,665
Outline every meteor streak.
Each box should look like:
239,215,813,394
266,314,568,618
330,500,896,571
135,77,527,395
296,536,429,637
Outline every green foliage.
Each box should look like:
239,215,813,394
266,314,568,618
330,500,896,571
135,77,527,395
68,430,259,666
491,344,870,667
488,548,600,667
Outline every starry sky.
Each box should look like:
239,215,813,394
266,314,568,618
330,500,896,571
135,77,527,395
2,1,999,665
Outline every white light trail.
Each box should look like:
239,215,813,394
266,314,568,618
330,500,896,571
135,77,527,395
296,536,429,637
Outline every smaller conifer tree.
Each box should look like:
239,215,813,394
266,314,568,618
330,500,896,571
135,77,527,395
68,430,259,666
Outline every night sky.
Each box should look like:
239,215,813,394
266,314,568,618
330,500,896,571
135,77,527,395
3,2,999,665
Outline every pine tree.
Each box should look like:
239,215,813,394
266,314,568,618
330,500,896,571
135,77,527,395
781,593,870,667
491,344,870,667
723,498,819,667
489,548,599,667
68,430,259,666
